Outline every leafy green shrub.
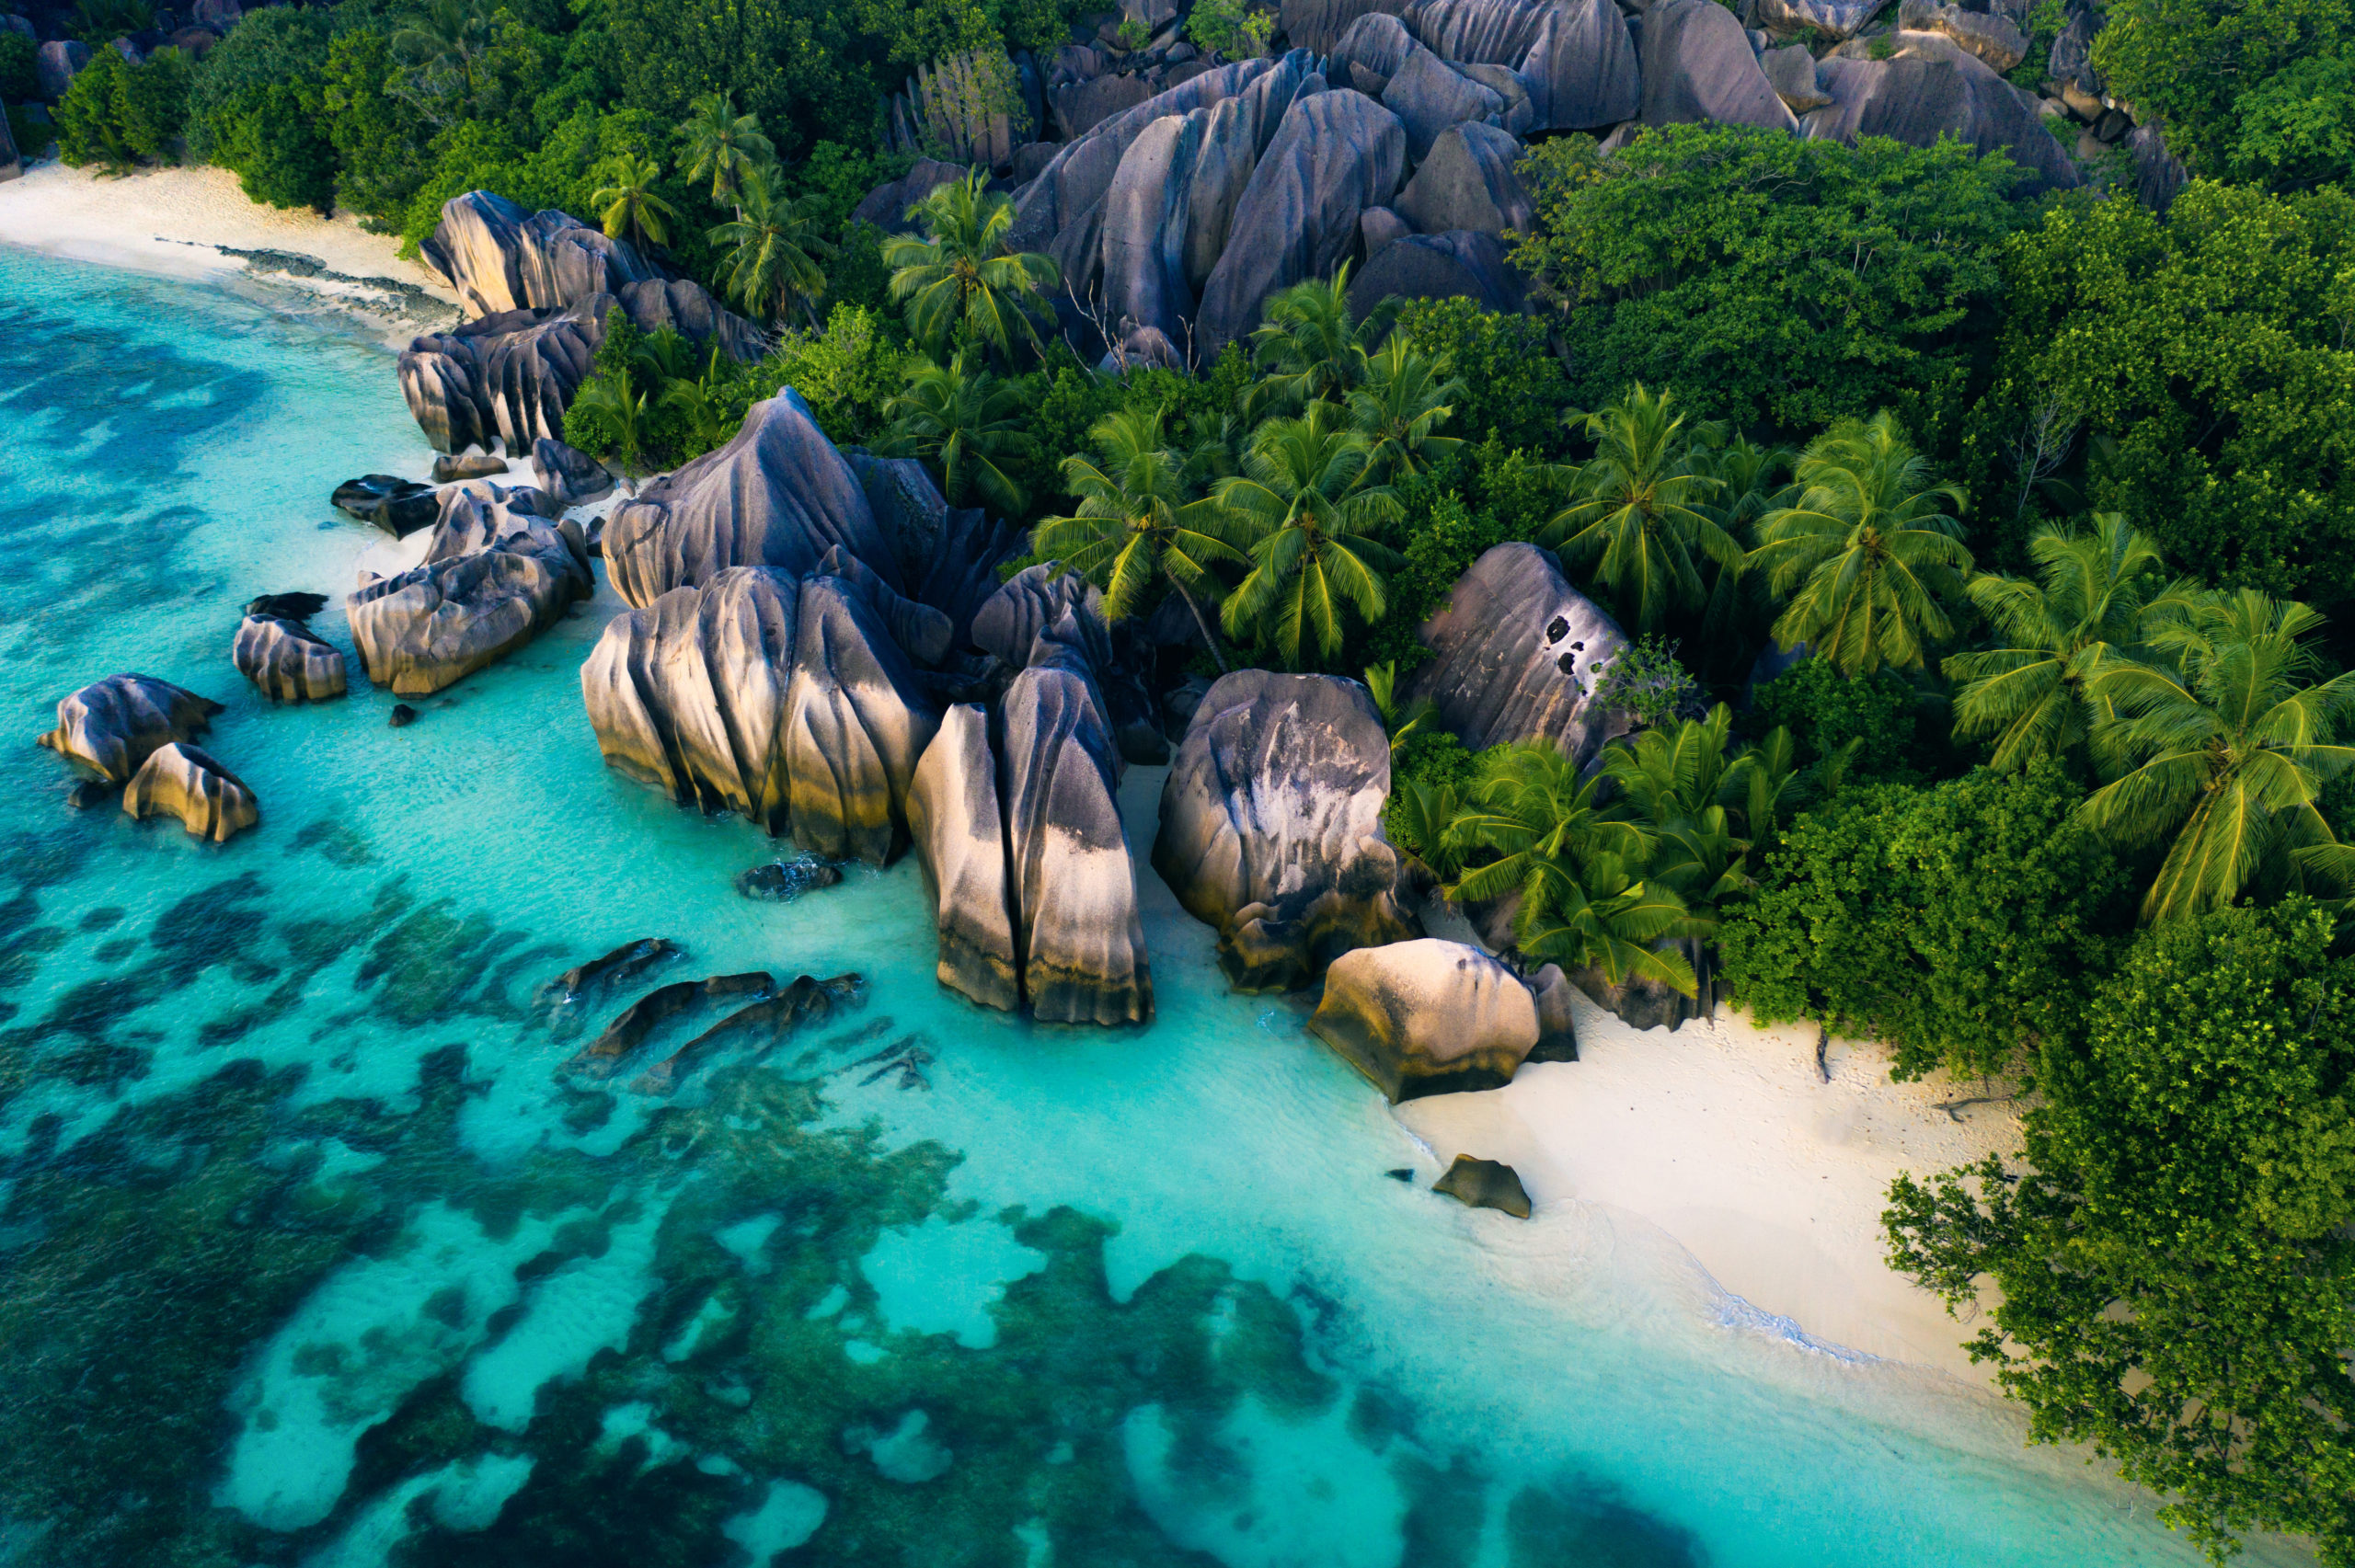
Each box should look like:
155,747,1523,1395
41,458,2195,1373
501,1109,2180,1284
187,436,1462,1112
1359,485,1507,671
2090,0,2353,175
1589,635,1700,731
0,31,38,100
1717,760,2129,1078
747,303,911,450
1389,298,1570,457
52,46,188,170
1751,658,1919,779
2221,50,2355,192
7,104,54,160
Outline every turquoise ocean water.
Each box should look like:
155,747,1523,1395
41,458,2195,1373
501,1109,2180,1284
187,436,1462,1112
0,246,2301,1567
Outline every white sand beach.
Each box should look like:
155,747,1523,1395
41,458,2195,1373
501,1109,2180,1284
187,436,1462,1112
1396,990,2021,1381
0,162,456,338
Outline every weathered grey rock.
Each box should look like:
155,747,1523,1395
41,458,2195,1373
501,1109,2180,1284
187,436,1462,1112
331,474,440,536
1760,43,1832,111
1,14,36,38
844,451,948,589
581,567,800,830
398,296,607,456
1403,542,1633,761
432,451,510,483
1640,0,1799,132
348,522,590,695
122,742,257,843
1752,0,1886,39
1001,664,1153,1024
234,615,346,702
612,277,766,362
909,49,1029,168
850,158,969,234
1099,110,1208,349
1360,204,1411,258
36,40,88,101
1396,121,1530,236
1331,11,1417,83
1432,1153,1533,1218
907,704,1022,1011
2047,3,2099,91
783,575,941,864
1053,72,1155,140
1197,89,1407,359
1310,938,1537,1100
1570,936,1716,1032
1452,59,1536,132
974,564,1163,761
815,544,953,666
1347,227,1525,315
973,563,1107,670
39,674,222,783
1898,0,2026,71
419,191,663,318
1527,961,1580,1060
1808,40,2078,194
531,435,614,506
2125,121,2186,212
422,479,565,563
1512,0,1642,129
1401,0,1550,63
603,391,901,608
1280,0,1407,53
1155,670,1420,990
1383,46,1505,162
846,452,1027,652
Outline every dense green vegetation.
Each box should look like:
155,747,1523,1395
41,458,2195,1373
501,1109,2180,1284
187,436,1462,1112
16,0,2355,1551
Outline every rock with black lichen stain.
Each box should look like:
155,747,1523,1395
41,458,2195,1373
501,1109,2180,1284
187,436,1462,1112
1404,542,1632,763
39,673,224,784
121,742,258,843
1432,1153,1532,1219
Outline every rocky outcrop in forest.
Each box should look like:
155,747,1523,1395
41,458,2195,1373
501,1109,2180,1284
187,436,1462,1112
1407,541,1632,763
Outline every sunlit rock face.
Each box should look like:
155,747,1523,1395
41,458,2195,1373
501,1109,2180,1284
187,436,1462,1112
121,741,259,842
37,673,223,783
906,703,1021,1013
1405,542,1633,763
347,517,592,697
233,615,347,704
1155,670,1419,991
1309,937,1539,1101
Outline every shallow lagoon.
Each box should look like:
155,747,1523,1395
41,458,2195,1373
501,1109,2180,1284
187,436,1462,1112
0,246,2297,1566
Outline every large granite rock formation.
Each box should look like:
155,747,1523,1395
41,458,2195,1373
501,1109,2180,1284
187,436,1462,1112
1382,46,1503,162
38,674,223,784
1309,938,1538,1101
844,452,1026,650
1001,664,1153,1024
533,436,614,506
1155,670,1420,990
1404,542,1632,761
234,615,347,702
398,192,762,453
603,393,901,609
1512,0,1642,130
1348,227,1525,314
906,704,1022,1011
36,40,88,101
1395,121,1531,237
1809,33,2080,194
122,742,258,842
1197,88,1407,359
1641,0,1801,132
974,565,1165,763
348,518,592,695
783,576,941,864
331,474,440,535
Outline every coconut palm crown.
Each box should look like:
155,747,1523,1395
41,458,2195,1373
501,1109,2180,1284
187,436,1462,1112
1539,383,1737,634
1212,401,1403,668
881,171,1061,356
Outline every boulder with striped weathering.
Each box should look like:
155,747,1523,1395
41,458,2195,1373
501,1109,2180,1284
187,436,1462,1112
122,742,258,843
906,704,1022,1012
38,674,223,784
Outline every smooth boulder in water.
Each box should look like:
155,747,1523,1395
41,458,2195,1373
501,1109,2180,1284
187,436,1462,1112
346,518,592,695
603,392,902,609
1309,938,1538,1101
733,853,844,902
1001,664,1153,1025
233,614,347,703
906,704,1022,1013
330,475,440,537
1432,1153,1534,1219
38,673,223,784
1154,670,1420,990
1403,542,1631,762
121,741,258,843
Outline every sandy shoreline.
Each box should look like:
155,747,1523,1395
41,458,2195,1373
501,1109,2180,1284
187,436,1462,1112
0,162,459,342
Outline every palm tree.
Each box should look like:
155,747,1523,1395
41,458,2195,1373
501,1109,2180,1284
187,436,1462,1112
572,370,649,482
707,166,834,328
1691,433,1786,657
1032,406,1249,670
592,154,677,256
1348,338,1465,483
1718,723,1851,842
877,353,1029,515
882,170,1060,357
1444,743,1705,991
1749,410,1973,675
1944,512,2182,771
1387,774,1465,882
1539,384,1738,634
680,92,775,212
1600,704,1752,912
1246,263,1394,415
392,0,488,114
2079,589,2355,922
660,345,744,455
1212,401,1403,668
1363,660,1439,753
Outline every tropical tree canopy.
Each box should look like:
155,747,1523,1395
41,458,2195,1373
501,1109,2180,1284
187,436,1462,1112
592,151,677,253
2079,588,2355,922
679,89,774,209
1213,401,1403,667
1750,410,1973,674
881,170,1061,356
1346,337,1465,483
876,353,1029,515
1541,383,1739,633
1246,264,1396,415
706,165,834,326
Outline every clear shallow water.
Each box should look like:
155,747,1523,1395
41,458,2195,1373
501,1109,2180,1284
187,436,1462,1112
0,246,2298,1568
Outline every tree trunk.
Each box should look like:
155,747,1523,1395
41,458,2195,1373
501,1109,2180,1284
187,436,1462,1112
1173,579,1232,677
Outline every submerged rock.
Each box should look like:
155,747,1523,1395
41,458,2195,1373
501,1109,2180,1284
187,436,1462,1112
347,520,592,695
907,704,1022,1013
233,614,348,703
121,741,258,843
1155,670,1419,990
603,393,902,609
638,971,865,1091
330,474,439,537
38,673,223,784
732,854,844,902
543,936,683,1005
569,971,778,1073
1310,938,1538,1100
1002,665,1153,1025
388,704,419,727
246,591,329,621
1432,1153,1533,1219
1404,542,1632,762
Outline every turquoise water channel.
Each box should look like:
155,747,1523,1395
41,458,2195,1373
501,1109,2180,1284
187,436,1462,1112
0,246,2297,1567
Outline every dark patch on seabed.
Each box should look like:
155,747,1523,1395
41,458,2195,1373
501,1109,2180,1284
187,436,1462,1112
0,846,1706,1568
